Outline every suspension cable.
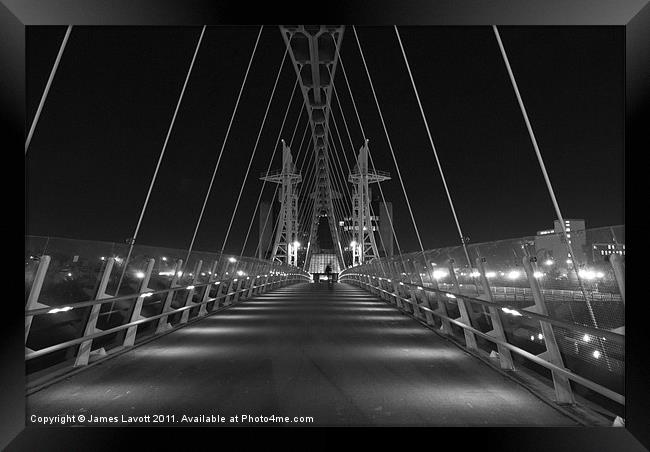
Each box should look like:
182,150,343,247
180,25,263,272
492,25,598,329
394,26,473,269
115,25,207,296
353,26,427,263
218,47,290,260
26,25,73,154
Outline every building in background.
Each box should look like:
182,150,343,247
534,219,587,264
592,242,625,262
338,189,394,263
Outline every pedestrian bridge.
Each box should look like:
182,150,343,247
24,24,625,427
24,233,625,426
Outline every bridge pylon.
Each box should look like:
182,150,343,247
348,139,390,265
261,140,302,266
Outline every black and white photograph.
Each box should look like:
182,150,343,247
5,0,649,449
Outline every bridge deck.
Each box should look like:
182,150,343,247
27,282,577,426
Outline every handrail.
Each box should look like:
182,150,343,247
340,273,624,344
340,274,625,405
25,277,297,361
25,272,311,317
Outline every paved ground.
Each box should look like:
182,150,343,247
27,282,577,426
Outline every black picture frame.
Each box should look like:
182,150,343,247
5,0,646,449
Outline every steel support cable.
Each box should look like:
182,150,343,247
353,26,428,267
325,132,355,247
114,25,207,298
296,153,318,233
296,135,319,225
241,120,309,256
178,25,262,273
394,26,474,270
219,48,290,260
26,25,73,154
326,133,353,220
296,156,319,238
492,26,599,330
325,151,352,249
330,61,405,262
233,76,297,259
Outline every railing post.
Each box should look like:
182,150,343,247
25,255,51,344
412,260,434,325
180,260,202,324
609,254,625,305
123,258,155,347
156,259,183,333
426,265,452,334
199,260,219,316
522,257,575,404
75,257,115,367
405,259,424,319
448,260,479,351
476,258,515,370
246,262,260,298
388,261,405,309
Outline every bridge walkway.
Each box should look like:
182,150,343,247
27,282,578,426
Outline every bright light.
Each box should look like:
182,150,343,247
177,271,183,277
507,270,520,280
67,272,73,277
533,271,544,278
48,306,73,314
350,241,357,247
158,271,174,276
100,256,105,261
544,259,554,266
432,270,448,280
237,270,244,276
582,334,591,342
593,350,601,359
186,285,195,290
228,257,237,263
566,259,572,264
293,241,301,248
530,335,535,341
596,272,605,278
470,271,480,278
501,307,522,316
135,271,145,279
142,292,154,297
445,293,456,299
162,257,167,261
578,269,597,280
485,271,496,278
537,333,544,340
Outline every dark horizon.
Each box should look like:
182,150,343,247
25,25,625,255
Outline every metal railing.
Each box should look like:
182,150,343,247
25,236,310,373
339,225,625,409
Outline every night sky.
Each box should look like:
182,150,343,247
25,25,624,255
